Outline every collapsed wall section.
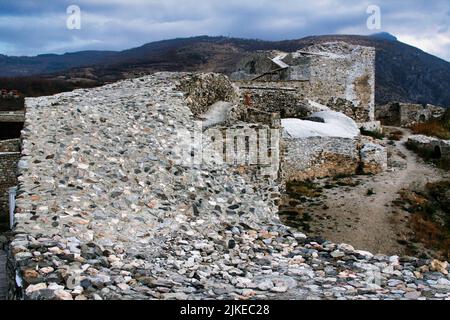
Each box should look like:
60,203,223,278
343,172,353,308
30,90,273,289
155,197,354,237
376,102,446,127
232,42,376,122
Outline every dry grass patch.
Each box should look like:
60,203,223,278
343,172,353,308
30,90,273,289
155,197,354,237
396,181,450,260
411,121,450,140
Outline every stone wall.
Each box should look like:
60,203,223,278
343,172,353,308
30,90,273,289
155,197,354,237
231,42,376,122
6,72,449,301
8,72,283,300
291,43,375,122
407,135,450,161
0,112,25,123
376,103,446,127
239,88,309,118
176,73,238,116
0,153,20,188
281,135,388,182
239,107,281,128
282,137,360,182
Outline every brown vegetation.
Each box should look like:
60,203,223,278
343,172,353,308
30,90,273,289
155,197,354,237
397,181,450,260
411,121,450,140
388,130,404,141
410,109,450,140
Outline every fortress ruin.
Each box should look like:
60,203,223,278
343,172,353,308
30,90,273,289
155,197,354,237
1,42,449,300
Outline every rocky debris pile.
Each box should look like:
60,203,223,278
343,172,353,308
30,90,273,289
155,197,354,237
8,72,450,300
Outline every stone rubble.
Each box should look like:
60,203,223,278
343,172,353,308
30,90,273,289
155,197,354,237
359,143,388,174
6,72,450,300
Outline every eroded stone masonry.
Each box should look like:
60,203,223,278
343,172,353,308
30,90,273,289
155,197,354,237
6,71,450,300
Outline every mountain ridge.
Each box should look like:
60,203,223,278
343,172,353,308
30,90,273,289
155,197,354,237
0,34,449,107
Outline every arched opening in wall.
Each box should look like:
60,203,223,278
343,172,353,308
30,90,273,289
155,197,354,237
0,122,23,140
432,146,442,159
418,114,427,123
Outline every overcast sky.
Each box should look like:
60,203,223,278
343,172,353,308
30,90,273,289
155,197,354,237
0,0,449,61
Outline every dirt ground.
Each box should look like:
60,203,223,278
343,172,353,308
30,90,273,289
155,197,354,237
279,127,449,256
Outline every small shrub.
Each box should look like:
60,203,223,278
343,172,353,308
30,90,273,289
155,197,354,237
397,181,450,260
286,180,322,199
388,130,404,141
360,128,385,140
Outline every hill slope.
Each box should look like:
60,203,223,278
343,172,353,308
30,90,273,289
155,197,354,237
1,35,449,107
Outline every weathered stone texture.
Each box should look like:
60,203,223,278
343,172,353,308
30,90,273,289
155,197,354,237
0,250,6,300
5,72,450,301
240,88,309,118
9,72,281,300
360,143,388,175
295,43,375,122
176,73,238,116
407,135,450,161
232,42,376,122
359,121,383,133
282,137,360,181
0,112,25,123
376,102,446,127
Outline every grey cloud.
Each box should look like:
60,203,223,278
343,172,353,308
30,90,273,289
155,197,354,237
0,0,448,61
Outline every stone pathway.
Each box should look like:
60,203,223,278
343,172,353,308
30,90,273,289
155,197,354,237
0,251,6,300
280,127,450,256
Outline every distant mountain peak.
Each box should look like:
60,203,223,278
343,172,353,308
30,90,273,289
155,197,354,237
370,32,398,41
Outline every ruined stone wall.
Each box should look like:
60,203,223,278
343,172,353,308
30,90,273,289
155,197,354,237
204,123,282,180
0,112,25,123
8,72,283,300
0,153,20,187
399,104,446,127
407,135,450,162
231,42,376,122
239,107,281,128
0,139,20,215
176,73,238,116
239,87,310,119
293,44,375,122
6,72,450,301
282,137,360,182
376,103,446,127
